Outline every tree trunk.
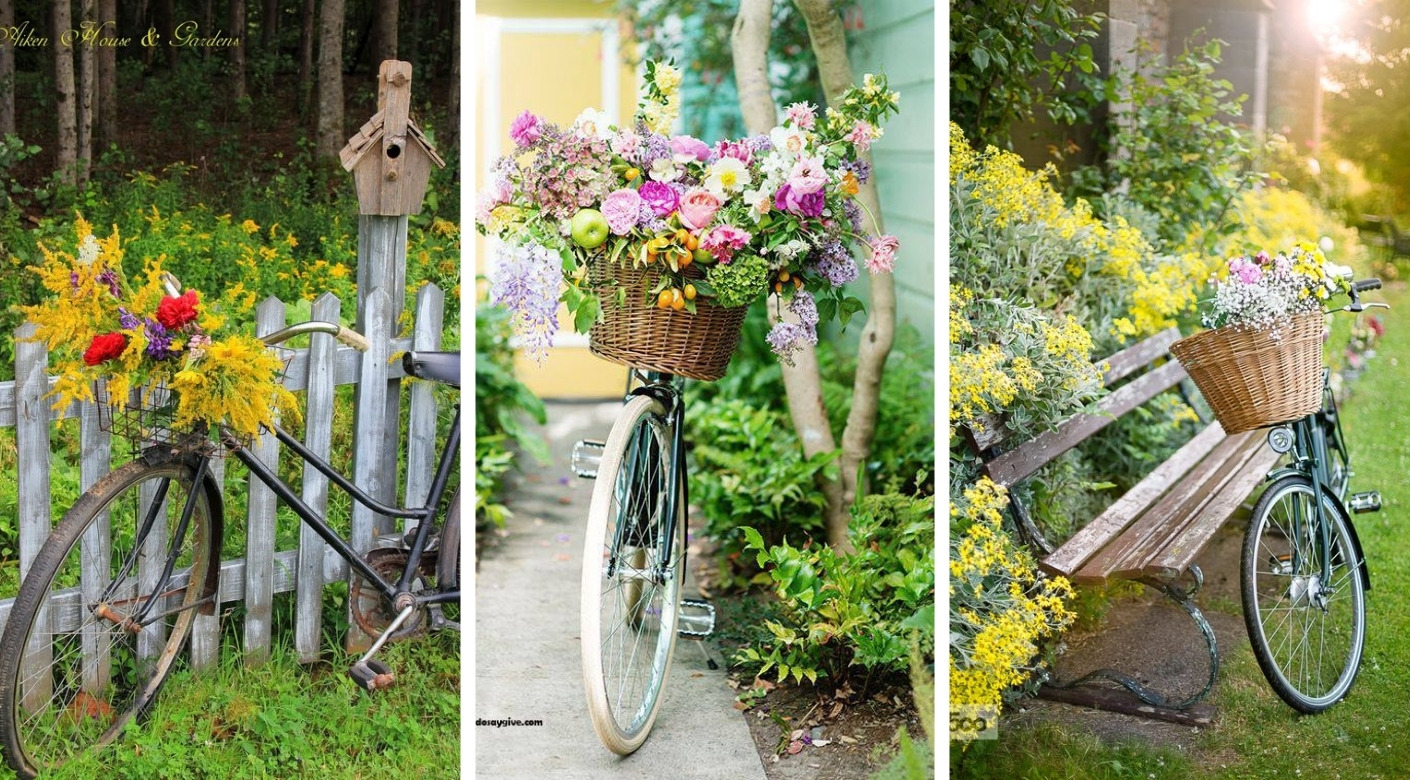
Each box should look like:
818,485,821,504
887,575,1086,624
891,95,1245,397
156,0,176,69
373,0,397,64
53,0,77,185
316,0,345,160
77,0,95,183
446,0,458,147
97,0,117,150
297,0,315,116
262,0,278,50
732,0,849,548
229,0,246,100
0,0,14,137
794,0,895,544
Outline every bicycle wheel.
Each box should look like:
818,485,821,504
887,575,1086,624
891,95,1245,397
1242,475,1366,712
1320,382,1351,502
580,394,685,755
0,449,221,778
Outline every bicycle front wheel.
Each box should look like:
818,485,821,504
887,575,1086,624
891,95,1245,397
580,394,685,755
1242,475,1366,712
0,449,221,778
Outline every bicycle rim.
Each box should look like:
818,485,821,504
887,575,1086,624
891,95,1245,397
1242,476,1365,712
581,395,685,755
0,455,217,777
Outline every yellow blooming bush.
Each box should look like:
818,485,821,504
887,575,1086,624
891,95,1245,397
949,477,1074,739
18,219,299,441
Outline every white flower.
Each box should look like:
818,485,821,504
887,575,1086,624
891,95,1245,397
768,126,810,157
649,157,681,183
572,108,615,140
77,234,100,265
703,157,751,198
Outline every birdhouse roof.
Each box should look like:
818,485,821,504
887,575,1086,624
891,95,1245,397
339,112,447,172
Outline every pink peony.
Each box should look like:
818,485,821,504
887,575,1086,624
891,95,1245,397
1228,257,1262,284
678,188,722,230
713,139,753,166
638,181,679,217
866,234,899,274
784,102,817,130
602,188,643,235
670,135,711,162
787,156,828,195
509,111,543,148
700,224,752,263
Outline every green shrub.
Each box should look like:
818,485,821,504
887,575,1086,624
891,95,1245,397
734,491,934,686
473,304,547,528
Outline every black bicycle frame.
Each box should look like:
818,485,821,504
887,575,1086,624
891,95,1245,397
222,404,462,606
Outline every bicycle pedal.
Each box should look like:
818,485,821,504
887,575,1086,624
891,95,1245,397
1350,491,1382,514
349,659,396,692
678,598,716,639
572,440,605,479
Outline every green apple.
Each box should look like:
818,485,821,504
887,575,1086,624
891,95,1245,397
692,248,715,265
570,208,609,249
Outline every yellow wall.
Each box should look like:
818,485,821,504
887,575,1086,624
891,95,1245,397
475,3,638,399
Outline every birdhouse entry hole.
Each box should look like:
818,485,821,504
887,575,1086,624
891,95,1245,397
387,144,403,159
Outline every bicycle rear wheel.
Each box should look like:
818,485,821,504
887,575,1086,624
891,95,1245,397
1242,475,1366,712
0,449,221,778
580,394,685,755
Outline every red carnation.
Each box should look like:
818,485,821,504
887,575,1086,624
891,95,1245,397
83,332,127,366
155,290,200,330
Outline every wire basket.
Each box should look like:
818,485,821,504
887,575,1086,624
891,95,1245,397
588,261,748,382
93,348,292,457
1168,311,1326,434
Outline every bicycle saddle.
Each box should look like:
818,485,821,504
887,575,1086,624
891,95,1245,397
402,351,460,387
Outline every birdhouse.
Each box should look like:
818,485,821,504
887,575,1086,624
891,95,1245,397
340,60,446,216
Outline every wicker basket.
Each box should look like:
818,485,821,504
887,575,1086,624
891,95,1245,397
1168,311,1325,434
588,260,747,381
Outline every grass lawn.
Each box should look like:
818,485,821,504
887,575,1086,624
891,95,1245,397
953,275,1410,779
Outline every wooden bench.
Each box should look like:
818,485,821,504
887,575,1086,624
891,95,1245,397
967,327,1282,723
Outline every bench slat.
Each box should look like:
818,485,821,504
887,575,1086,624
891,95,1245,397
1104,327,1182,385
1140,441,1282,580
1039,423,1227,579
1072,430,1260,584
984,360,1190,488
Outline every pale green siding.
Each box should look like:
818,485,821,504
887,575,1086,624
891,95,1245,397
849,0,936,342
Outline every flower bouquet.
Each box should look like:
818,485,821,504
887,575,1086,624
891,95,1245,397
1169,244,1351,434
476,61,900,380
18,219,299,452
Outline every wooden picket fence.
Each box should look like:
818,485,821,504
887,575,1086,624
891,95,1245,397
0,282,447,671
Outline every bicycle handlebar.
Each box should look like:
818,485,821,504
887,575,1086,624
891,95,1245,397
260,321,371,352
1342,278,1387,314
1352,278,1383,294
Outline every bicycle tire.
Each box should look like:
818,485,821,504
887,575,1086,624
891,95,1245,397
0,450,221,778
580,394,685,755
437,488,460,592
1320,382,1352,502
1242,474,1366,712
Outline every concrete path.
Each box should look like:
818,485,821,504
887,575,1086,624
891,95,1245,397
475,402,768,779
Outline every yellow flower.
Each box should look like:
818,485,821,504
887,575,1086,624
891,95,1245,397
240,219,259,235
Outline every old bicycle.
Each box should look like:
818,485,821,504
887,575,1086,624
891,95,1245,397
0,320,460,779
1241,277,1386,712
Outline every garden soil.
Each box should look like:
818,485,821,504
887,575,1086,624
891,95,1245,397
475,401,767,779
1002,519,1252,760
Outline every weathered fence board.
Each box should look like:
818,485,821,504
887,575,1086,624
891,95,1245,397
347,288,393,652
405,283,445,528
296,292,340,664
243,299,287,666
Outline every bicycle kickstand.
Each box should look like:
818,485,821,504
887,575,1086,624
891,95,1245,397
348,604,418,693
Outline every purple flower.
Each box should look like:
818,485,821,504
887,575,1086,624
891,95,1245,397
509,111,543,148
743,134,773,154
774,183,826,218
809,240,859,287
632,129,674,169
490,241,562,364
602,188,643,235
791,290,819,328
117,307,140,330
638,180,680,217
843,199,865,232
700,224,752,263
840,159,871,185
144,319,177,360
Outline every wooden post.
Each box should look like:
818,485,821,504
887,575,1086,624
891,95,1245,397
405,283,444,527
339,60,445,547
78,399,112,686
295,292,341,663
348,288,393,652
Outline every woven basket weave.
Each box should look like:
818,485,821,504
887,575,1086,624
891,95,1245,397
588,261,747,381
1168,311,1325,434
